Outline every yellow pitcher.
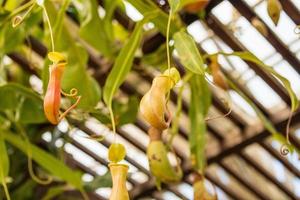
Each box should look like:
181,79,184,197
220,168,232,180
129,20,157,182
109,163,129,200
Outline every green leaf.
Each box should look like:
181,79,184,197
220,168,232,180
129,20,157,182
216,51,299,112
3,131,83,190
84,171,112,192
168,0,180,13
178,0,198,9
189,75,211,172
11,180,36,200
90,96,138,127
43,1,101,110
0,83,46,124
103,15,152,108
103,0,121,42
42,185,67,200
174,31,205,75
227,78,299,154
79,0,112,57
116,96,139,126
0,132,9,185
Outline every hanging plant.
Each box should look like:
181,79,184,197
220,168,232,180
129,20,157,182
43,52,81,124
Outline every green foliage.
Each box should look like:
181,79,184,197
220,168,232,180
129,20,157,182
0,0,299,198
11,180,36,200
168,0,180,13
189,75,211,172
216,51,299,112
79,0,112,57
42,185,67,200
174,30,205,75
103,14,152,124
0,132,9,185
84,171,112,191
42,1,101,110
3,131,84,190
0,83,46,124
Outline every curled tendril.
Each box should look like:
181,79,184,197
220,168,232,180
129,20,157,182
61,88,78,98
294,25,300,35
205,106,232,122
12,15,23,27
11,3,35,28
58,95,81,122
280,144,289,156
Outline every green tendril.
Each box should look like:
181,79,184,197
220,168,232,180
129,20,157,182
42,5,55,52
12,2,35,28
16,123,52,185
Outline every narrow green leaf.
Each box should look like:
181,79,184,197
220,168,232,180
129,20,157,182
103,15,152,107
0,133,9,184
217,51,299,112
174,31,205,75
227,78,298,154
3,131,83,189
189,75,211,172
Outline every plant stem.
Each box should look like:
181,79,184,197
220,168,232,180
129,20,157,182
42,5,55,52
109,106,117,143
1,179,11,200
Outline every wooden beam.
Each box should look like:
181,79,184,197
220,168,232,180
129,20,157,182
229,0,300,74
260,141,300,178
239,152,298,200
219,162,270,200
205,14,291,107
279,0,300,25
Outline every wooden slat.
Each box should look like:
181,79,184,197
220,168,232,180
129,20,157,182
205,14,291,107
229,0,300,74
239,152,298,200
219,162,270,200
260,141,300,178
279,0,300,25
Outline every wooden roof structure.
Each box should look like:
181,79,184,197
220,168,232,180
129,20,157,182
6,0,300,199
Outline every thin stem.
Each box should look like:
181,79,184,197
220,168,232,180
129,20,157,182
168,73,193,146
79,188,89,200
205,106,232,122
42,5,55,52
165,10,172,102
1,178,11,200
166,11,172,72
109,106,117,143
59,96,81,121
286,110,293,145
